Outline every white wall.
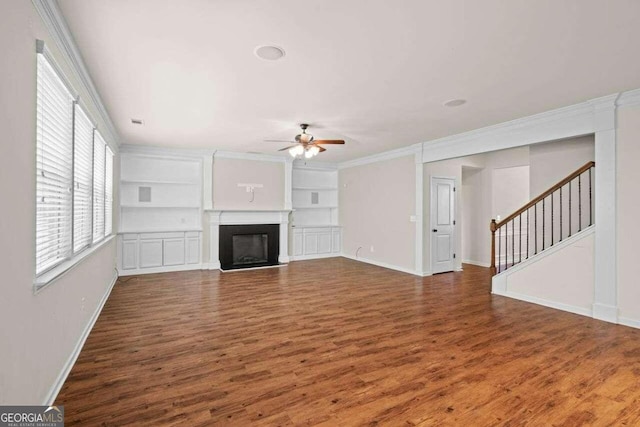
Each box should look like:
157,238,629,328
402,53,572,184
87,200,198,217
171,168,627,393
212,157,285,210
461,166,488,266
339,155,416,271
492,166,530,220
529,135,595,197
617,104,640,326
0,2,118,404
493,229,594,316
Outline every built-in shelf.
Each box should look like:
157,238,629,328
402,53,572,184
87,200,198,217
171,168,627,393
291,165,339,231
292,224,342,228
118,152,204,275
121,179,198,185
121,204,201,209
293,206,338,210
292,187,338,191
118,227,203,234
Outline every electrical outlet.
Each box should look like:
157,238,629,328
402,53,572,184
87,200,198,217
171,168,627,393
370,246,375,253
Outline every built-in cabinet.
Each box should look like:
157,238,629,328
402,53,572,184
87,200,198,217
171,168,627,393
291,165,341,259
119,231,201,273
292,226,341,259
117,152,203,275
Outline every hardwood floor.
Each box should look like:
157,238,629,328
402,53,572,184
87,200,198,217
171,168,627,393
56,258,640,426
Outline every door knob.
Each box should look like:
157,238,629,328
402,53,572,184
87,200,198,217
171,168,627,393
432,229,438,232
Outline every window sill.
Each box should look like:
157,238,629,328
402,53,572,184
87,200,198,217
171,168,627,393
34,235,115,294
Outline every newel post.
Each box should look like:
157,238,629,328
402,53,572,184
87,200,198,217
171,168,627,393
490,219,497,275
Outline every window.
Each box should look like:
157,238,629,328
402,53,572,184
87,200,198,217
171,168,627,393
105,146,114,236
35,52,75,275
93,131,106,242
35,43,115,282
73,104,94,253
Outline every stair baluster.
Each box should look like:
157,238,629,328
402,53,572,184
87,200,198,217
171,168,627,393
490,161,595,275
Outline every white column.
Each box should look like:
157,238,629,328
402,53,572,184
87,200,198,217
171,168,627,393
208,211,221,270
284,159,293,210
279,212,290,263
415,150,424,275
592,97,618,323
593,128,618,322
202,153,213,210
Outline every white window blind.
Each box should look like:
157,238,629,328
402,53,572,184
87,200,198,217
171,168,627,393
105,147,114,236
93,131,106,242
73,104,94,253
35,53,75,275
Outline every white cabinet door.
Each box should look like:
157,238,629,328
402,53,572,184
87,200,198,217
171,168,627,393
186,237,200,264
122,240,138,270
139,239,163,268
163,238,185,266
332,229,341,253
293,232,303,256
317,232,332,254
304,233,318,254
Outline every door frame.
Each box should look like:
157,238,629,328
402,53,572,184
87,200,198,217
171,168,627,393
429,175,457,274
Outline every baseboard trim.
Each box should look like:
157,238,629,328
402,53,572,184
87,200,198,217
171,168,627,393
492,288,593,318
291,253,341,261
618,316,640,329
592,303,619,323
205,261,221,270
462,259,491,268
118,263,203,276
43,272,118,405
341,254,418,276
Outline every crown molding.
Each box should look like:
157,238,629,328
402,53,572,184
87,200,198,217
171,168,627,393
293,159,338,170
119,144,214,158
420,94,622,163
338,143,422,170
617,88,640,107
214,150,289,163
31,0,119,149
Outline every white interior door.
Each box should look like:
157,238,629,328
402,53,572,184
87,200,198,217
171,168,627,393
430,177,455,274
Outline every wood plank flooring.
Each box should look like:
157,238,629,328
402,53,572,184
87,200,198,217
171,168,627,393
56,258,640,426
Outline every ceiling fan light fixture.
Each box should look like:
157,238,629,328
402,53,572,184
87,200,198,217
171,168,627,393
309,146,320,156
289,145,304,157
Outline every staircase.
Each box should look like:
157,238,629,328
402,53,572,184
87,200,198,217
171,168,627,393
490,161,595,275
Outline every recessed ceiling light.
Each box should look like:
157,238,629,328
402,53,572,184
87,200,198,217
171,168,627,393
443,99,467,107
131,118,144,125
254,45,286,61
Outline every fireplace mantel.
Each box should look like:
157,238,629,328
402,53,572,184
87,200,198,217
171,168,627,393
206,209,291,269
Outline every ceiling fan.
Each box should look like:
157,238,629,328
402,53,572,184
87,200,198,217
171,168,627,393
266,124,345,158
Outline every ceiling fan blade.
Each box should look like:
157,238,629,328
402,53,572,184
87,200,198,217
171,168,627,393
278,145,298,151
264,139,294,143
318,146,327,152
314,140,345,145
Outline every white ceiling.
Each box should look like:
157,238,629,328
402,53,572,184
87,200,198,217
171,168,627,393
58,0,640,162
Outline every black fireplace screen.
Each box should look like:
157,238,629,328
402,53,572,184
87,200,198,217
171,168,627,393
232,234,268,266
219,224,279,270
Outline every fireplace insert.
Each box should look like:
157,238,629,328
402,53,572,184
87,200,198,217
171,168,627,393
219,224,279,270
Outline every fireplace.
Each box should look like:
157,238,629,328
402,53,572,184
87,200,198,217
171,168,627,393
219,224,280,270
